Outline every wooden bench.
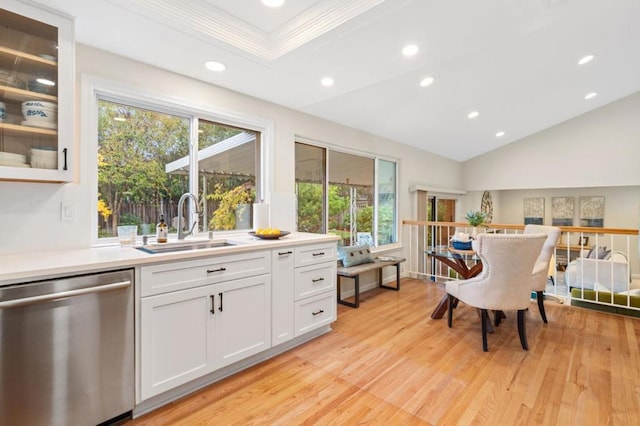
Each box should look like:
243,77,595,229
337,256,406,308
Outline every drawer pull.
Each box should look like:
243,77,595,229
312,277,325,283
207,267,226,273
278,251,293,256
218,292,224,312
312,252,325,257
210,295,215,315
312,309,325,316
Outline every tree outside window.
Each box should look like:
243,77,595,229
97,100,260,240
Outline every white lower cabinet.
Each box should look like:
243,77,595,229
140,285,214,400
140,255,271,400
294,291,336,336
293,243,337,337
139,241,337,403
214,275,271,369
271,248,295,346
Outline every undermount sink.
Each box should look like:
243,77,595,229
135,239,235,254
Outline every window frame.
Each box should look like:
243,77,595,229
295,136,400,249
82,75,273,246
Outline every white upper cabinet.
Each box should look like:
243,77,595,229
0,0,74,183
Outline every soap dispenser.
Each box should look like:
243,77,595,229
156,214,168,243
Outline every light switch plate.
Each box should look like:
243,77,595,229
61,201,75,222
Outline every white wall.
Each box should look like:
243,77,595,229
462,91,640,191
0,44,461,255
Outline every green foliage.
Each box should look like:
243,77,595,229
465,209,487,226
377,204,395,245
356,206,373,232
297,182,324,233
208,184,255,230
97,101,190,235
119,213,141,227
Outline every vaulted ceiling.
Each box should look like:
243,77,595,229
34,0,640,161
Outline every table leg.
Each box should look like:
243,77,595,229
431,293,450,319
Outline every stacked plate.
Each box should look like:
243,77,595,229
0,151,30,168
30,146,57,169
22,101,57,129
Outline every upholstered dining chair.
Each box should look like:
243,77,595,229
524,224,562,324
446,233,546,352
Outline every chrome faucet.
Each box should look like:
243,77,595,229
177,192,200,240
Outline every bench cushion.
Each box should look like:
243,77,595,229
338,244,375,267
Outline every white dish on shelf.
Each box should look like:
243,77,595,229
22,120,58,130
22,101,57,110
31,148,57,159
31,158,57,169
0,160,30,168
0,152,27,163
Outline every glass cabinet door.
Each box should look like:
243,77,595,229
0,3,72,182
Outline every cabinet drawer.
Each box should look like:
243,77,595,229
294,262,336,301
294,243,337,268
294,292,336,337
141,250,270,296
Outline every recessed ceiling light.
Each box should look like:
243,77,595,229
402,44,419,57
495,131,505,138
321,77,334,87
262,0,285,7
420,76,434,87
205,61,226,72
468,111,479,119
585,92,597,100
578,55,594,65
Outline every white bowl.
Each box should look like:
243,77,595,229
31,157,57,169
22,101,57,110
22,108,57,122
31,148,57,158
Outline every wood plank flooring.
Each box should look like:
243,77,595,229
126,278,640,425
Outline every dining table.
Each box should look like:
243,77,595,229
426,246,482,319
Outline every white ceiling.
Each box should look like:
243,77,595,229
32,0,640,161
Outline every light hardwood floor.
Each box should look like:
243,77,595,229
127,278,640,425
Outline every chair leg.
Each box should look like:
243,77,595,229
447,294,454,328
517,309,528,351
536,291,548,324
481,309,489,352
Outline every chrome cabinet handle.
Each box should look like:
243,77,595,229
207,267,226,273
312,309,324,316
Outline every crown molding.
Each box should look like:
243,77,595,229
108,0,387,61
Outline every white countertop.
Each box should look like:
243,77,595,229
0,232,340,285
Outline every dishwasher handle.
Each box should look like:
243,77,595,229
0,280,131,309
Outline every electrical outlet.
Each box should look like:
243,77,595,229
61,201,75,222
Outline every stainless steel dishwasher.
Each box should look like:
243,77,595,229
0,269,134,426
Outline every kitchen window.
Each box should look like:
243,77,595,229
295,141,398,247
89,86,267,243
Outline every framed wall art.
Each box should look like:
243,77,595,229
580,196,605,227
551,197,575,226
523,197,544,225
